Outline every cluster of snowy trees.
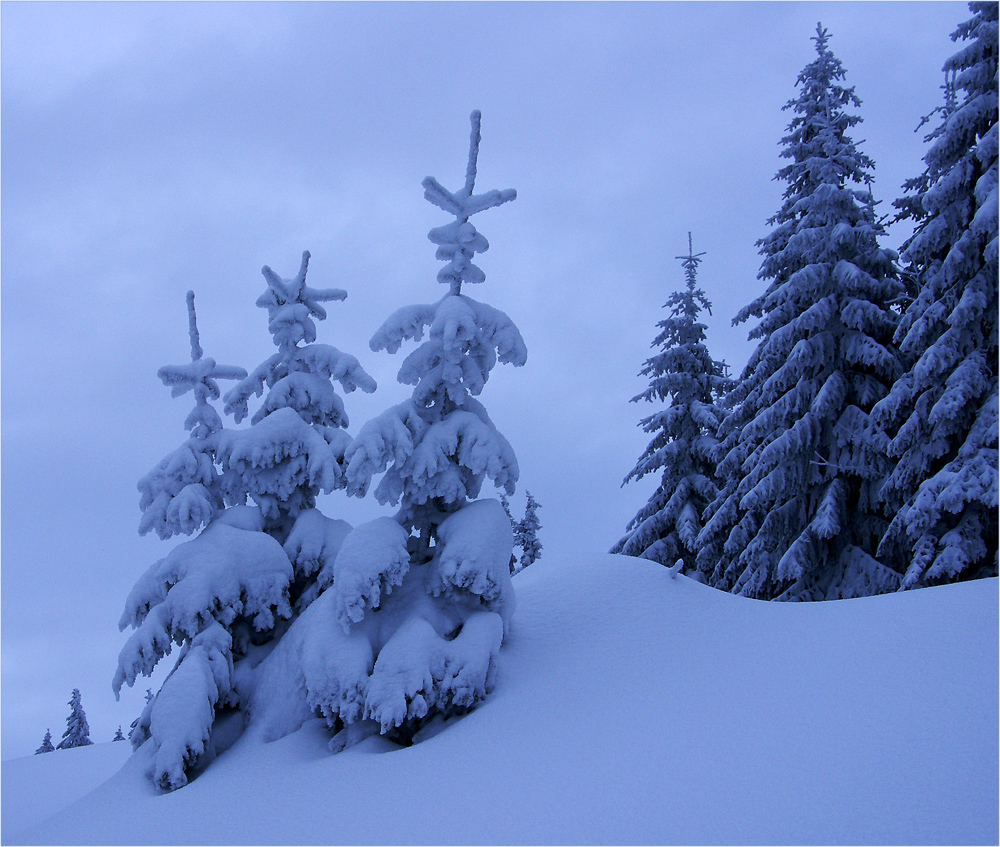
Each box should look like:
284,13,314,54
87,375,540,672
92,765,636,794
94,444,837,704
114,112,527,790
109,3,992,792
616,6,997,601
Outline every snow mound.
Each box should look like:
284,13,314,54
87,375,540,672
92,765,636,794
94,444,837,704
6,554,997,845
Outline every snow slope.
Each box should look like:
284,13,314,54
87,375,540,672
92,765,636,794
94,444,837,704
4,554,997,845
2,741,132,837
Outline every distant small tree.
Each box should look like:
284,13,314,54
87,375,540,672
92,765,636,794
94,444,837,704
517,491,542,570
57,689,93,749
35,729,54,754
113,726,126,742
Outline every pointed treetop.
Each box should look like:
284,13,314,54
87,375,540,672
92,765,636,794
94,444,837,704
421,111,517,293
186,291,203,362
675,232,707,289
795,22,851,96
422,112,516,221
256,250,347,321
156,293,247,403
464,109,482,196
813,22,830,53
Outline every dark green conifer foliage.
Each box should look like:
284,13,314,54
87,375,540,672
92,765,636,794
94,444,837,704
57,689,94,749
613,233,731,573
874,2,999,588
698,26,902,600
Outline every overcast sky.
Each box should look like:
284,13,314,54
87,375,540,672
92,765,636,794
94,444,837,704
2,1,968,758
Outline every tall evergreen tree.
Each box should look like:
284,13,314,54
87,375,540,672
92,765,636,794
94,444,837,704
698,25,903,600
35,729,54,754
874,2,998,588
612,234,732,572
57,689,93,749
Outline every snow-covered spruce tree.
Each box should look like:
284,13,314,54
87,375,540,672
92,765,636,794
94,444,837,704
35,729,54,754
114,297,278,789
113,726,125,742
250,111,524,749
115,278,374,791
57,689,93,749
611,234,732,573
136,292,247,540
873,2,998,589
697,25,904,601
518,491,543,570
216,251,377,614
219,250,377,551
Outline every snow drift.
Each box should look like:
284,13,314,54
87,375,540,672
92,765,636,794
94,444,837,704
4,553,997,845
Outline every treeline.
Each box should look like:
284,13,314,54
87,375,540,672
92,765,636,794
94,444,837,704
614,5,998,601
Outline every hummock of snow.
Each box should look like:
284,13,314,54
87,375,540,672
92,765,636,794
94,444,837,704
114,507,292,694
2,742,133,837
326,516,411,628
246,501,514,744
5,554,997,845
430,498,515,627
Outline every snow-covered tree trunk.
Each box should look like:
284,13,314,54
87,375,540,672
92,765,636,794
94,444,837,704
612,234,732,574
874,1,999,589
697,25,904,601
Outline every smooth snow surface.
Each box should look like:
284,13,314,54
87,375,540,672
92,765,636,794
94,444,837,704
1,742,132,837
4,554,997,845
